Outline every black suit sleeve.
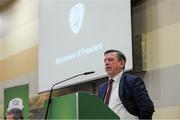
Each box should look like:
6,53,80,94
132,77,155,119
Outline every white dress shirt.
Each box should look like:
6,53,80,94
108,71,139,120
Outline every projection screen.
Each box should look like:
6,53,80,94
39,0,132,93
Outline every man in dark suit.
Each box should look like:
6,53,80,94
98,49,154,119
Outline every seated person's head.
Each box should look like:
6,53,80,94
5,108,23,120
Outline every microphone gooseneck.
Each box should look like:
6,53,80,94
44,71,95,119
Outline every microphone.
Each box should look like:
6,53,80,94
83,71,95,75
44,71,95,119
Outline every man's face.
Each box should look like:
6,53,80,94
104,52,124,78
6,113,14,120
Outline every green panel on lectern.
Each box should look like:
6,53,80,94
44,92,120,119
78,92,119,119
45,93,77,119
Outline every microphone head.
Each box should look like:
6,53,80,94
83,71,95,75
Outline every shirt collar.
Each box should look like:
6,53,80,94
109,71,123,83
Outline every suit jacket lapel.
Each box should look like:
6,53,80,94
102,81,108,100
119,72,126,102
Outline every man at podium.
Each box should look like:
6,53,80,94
98,49,154,119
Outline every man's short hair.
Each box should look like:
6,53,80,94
5,108,23,120
104,49,126,62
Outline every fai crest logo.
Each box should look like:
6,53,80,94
69,3,85,34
